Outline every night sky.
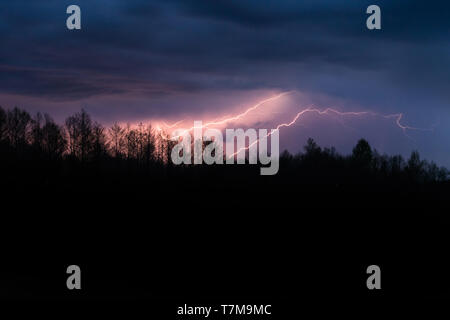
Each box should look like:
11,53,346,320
1,0,449,165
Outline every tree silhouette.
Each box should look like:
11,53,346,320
0,106,7,143
65,109,95,161
0,106,446,198
92,122,108,160
109,123,126,158
41,114,66,160
352,139,373,168
304,137,321,157
6,107,31,148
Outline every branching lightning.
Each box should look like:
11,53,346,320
157,92,292,140
152,91,433,157
228,107,431,158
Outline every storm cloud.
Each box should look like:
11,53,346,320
0,0,449,164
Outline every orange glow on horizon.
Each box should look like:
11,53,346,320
116,91,433,160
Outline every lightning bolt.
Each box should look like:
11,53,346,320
228,106,433,159
150,92,433,159
160,91,292,140
161,120,185,129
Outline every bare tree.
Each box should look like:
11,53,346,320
6,107,31,147
65,109,94,160
109,122,126,158
0,106,6,142
41,114,67,159
92,122,108,159
125,124,138,160
135,123,155,164
30,112,44,151
143,124,156,165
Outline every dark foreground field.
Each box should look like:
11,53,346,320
0,108,449,315
1,163,449,317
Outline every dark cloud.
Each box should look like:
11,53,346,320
0,0,449,164
1,0,449,100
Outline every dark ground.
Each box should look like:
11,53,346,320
1,169,449,317
0,112,449,315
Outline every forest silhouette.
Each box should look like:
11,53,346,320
1,105,450,301
0,106,448,208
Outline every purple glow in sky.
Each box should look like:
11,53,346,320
0,0,449,165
